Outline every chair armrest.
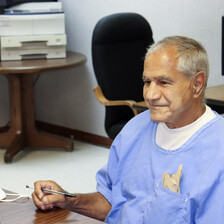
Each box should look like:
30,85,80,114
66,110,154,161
94,86,139,116
132,101,147,111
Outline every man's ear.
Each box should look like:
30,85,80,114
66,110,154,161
192,71,206,98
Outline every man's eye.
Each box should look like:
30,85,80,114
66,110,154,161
158,80,168,85
143,80,151,85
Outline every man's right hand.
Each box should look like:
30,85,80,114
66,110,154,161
32,180,69,210
32,180,111,221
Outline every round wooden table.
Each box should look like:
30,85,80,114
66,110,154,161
0,51,86,163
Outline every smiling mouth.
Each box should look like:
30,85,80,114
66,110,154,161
149,104,167,107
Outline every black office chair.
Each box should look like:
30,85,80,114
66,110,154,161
92,12,154,139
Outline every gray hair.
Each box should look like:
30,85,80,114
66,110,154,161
146,36,209,91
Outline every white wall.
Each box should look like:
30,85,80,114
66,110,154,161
0,0,223,137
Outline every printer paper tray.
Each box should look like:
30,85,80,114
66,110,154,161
1,46,66,61
1,34,66,48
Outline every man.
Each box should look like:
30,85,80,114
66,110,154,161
32,36,224,223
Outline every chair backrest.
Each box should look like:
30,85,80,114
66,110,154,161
92,12,154,139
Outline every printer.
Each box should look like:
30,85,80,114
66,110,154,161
0,1,67,61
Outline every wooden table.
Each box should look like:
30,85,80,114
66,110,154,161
0,52,86,163
0,190,103,224
133,84,224,112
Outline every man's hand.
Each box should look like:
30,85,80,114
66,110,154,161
32,180,68,210
32,180,111,221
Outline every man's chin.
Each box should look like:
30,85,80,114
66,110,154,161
149,109,170,123
150,116,166,123
149,111,171,123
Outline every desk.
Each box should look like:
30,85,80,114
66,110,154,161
0,52,87,163
205,84,224,106
0,190,103,224
133,84,224,112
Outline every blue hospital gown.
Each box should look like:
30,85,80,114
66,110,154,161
96,110,224,223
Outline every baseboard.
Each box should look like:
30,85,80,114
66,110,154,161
0,125,9,133
36,120,113,148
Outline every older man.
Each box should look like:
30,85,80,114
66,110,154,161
32,36,224,223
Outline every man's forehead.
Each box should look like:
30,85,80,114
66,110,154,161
144,47,179,73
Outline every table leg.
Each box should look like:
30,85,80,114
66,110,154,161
4,133,25,163
20,73,73,151
0,73,73,163
0,74,23,153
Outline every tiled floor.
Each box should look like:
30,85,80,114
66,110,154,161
0,140,110,197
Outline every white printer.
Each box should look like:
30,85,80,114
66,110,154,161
0,2,67,61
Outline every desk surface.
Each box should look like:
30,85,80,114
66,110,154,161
0,193,103,224
0,51,86,74
205,84,224,106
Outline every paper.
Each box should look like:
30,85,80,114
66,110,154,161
162,164,182,194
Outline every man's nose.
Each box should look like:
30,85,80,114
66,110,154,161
144,83,161,101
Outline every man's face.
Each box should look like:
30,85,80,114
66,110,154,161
143,46,196,129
